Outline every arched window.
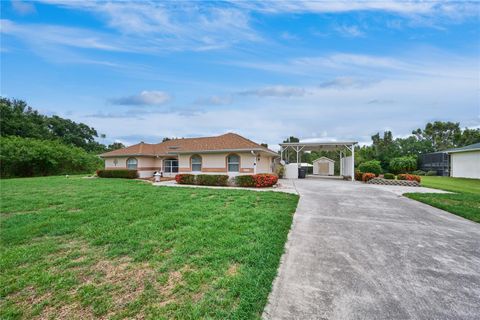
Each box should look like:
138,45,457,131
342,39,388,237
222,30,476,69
126,157,138,170
191,155,202,172
227,154,240,172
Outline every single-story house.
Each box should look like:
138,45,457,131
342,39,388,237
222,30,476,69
99,133,278,178
313,157,334,176
445,142,480,179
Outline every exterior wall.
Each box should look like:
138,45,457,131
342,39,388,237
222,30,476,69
177,152,274,176
450,151,480,179
104,156,161,178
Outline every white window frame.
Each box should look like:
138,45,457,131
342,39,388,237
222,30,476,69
191,155,202,172
227,154,240,172
126,157,138,170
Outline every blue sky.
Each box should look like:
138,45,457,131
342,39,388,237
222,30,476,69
1,1,479,148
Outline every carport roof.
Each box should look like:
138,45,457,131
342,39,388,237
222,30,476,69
279,141,357,151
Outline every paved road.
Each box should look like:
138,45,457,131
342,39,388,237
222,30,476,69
264,179,480,320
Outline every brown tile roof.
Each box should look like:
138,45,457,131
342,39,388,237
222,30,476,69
100,133,277,157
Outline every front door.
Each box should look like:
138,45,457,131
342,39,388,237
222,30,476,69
164,159,178,176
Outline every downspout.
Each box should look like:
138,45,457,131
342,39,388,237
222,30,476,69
251,150,257,174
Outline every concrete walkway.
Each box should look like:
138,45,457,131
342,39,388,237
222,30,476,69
264,178,480,320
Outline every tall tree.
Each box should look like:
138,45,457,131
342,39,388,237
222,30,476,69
412,121,461,151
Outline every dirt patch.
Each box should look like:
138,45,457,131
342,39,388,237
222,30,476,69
226,263,239,277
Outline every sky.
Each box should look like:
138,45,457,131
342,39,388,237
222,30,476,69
1,0,479,149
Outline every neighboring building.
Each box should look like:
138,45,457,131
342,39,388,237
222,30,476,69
420,151,450,176
99,133,278,178
312,157,334,176
445,143,480,179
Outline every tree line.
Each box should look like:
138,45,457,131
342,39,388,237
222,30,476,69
0,98,125,178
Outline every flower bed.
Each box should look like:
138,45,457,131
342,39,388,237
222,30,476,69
175,173,279,188
397,174,421,183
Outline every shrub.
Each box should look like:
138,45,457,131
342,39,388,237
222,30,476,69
96,169,138,179
362,172,376,182
358,160,382,176
235,175,255,187
389,156,417,174
397,174,421,183
412,170,426,176
252,174,278,188
175,174,195,184
384,173,395,180
354,170,363,181
196,174,229,186
0,136,102,178
275,165,285,179
426,170,437,176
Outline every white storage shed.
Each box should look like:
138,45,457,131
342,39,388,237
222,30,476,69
313,157,334,175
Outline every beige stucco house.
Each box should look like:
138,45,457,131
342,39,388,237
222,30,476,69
99,133,278,178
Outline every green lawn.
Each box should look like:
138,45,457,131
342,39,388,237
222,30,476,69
0,176,298,319
405,176,480,223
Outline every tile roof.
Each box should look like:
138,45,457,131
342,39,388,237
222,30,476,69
100,133,277,157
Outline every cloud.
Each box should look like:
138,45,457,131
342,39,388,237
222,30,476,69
318,77,373,89
334,25,365,37
110,91,171,106
11,0,36,15
238,86,306,97
367,99,395,104
194,95,232,106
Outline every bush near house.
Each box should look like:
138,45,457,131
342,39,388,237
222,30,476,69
175,174,195,184
253,174,278,188
354,170,363,181
397,174,421,183
235,175,255,187
384,173,395,180
195,174,229,186
389,156,417,174
426,170,437,176
358,160,382,176
412,170,426,176
362,173,376,182
96,169,138,179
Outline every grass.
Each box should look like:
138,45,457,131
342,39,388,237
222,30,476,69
405,176,480,223
0,176,299,319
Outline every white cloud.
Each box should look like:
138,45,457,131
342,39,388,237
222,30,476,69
11,0,36,15
110,91,171,106
238,86,306,97
194,95,232,106
334,25,365,37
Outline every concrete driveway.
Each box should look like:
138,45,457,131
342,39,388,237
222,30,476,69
264,178,480,320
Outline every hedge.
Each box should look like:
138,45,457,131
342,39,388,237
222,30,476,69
175,174,195,184
96,169,138,179
0,136,102,178
358,160,382,176
196,174,229,186
426,170,437,176
235,175,255,187
253,174,278,188
389,156,417,174
397,174,421,183
384,173,395,180
362,172,376,182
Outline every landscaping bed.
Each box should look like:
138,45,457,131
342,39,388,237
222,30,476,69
0,176,299,319
367,178,420,187
176,174,279,188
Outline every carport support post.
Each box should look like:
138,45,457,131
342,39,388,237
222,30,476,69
351,144,355,181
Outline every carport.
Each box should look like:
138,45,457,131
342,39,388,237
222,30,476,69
279,141,357,181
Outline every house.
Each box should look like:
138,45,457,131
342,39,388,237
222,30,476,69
99,133,278,178
312,157,334,176
445,143,480,179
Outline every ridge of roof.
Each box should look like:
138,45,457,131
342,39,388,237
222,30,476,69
445,142,480,153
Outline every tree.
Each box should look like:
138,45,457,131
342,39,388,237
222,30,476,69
282,136,300,163
412,121,461,151
370,131,400,171
455,127,480,147
107,142,126,151
260,143,268,148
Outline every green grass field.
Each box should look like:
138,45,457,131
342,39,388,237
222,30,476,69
406,176,480,223
0,176,299,319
